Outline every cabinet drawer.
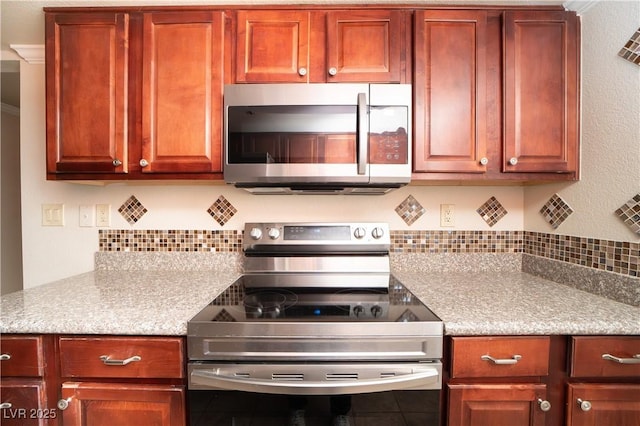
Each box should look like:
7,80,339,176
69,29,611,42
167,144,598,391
451,336,550,378
570,336,640,378
0,379,47,426
59,336,184,379
0,336,44,377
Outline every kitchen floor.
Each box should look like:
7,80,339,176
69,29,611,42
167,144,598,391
189,390,440,425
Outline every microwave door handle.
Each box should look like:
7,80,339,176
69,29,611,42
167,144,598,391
357,92,368,175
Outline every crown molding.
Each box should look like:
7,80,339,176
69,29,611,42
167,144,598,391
563,0,599,15
9,44,45,64
1,102,20,116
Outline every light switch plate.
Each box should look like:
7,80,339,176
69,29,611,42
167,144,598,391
42,204,64,226
79,205,95,227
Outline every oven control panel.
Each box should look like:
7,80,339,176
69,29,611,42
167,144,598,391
244,222,390,254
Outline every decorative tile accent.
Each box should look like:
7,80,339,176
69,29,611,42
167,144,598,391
525,232,639,278
476,196,508,227
395,195,425,226
618,27,640,65
207,195,237,226
615,194,640,234
118,195,147,225
539,194,573,229
99,230,243,252
390,230,523,254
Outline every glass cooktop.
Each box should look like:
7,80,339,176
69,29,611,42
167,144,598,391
190,274,441,324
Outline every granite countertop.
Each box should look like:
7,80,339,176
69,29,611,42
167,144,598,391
1,269,638,336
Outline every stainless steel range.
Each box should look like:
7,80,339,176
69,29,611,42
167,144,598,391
187,222,443,425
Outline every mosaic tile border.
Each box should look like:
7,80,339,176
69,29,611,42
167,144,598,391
99,230,242,252
98,229,639,278
390,230,523,253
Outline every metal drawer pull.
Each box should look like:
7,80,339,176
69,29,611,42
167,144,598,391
0,354,10,361
537,398,551,412
577,398,592,412
481,354,522,365
0,402,12,409
99,355,141,366
602,353,640,364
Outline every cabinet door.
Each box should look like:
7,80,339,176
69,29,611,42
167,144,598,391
566,383,640,426
45,12,128,175
413,10,488,173
448,383,548,426
0,379,48,426
503,11,579,173
325,10,403,82
141,12,224,173
236,10,309,82
59,382,185,426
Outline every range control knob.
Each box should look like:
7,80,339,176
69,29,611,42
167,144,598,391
353,227,366,239
353,305,365,317
249,227,263,240
268,228,281,240
371,305,383,318
372,227,385,239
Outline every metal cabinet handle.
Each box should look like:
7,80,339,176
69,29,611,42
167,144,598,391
112,159,122,167
577,398,592,412
328,67,338,76
139,159,149,168
537,398,551,412
0,402,12,409
602,353,640,364
99,355,141,366
481,354,522,365
298,67,307,76
509,157,518,165
479,157,489,165
57,398,72,410
0,354,10,361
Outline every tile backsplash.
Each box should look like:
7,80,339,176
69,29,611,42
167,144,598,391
99,229,638,279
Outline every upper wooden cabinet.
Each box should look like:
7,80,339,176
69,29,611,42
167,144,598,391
235,9,408,83
413,10,488,173
413,9,580,181
503,10,579,174
139,11,224,174
45,12,129,175
45,10,225,180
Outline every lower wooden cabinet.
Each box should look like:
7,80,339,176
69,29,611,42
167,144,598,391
59,382,185,426
0,379,49,426
566,383,640,426
448,383,548,426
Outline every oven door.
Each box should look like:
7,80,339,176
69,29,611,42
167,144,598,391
188,362,441,425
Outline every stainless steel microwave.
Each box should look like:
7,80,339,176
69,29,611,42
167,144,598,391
223,84,412,194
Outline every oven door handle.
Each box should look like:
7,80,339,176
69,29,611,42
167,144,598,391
191,367,439,395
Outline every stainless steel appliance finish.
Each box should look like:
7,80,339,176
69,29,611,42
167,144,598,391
188,222,443,399
223,84,412,194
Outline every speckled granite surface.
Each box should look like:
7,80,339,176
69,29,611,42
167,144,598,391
0,270,240,335
2,254,638,336
394,271,640,336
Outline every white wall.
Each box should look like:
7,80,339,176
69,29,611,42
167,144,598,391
523,0,640,242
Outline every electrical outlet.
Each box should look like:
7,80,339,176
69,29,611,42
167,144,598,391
96,204,111,227
79,205,95,227
42,204,64,226
440,204,455,227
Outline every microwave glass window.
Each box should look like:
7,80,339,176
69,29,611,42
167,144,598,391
227,105,407,165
